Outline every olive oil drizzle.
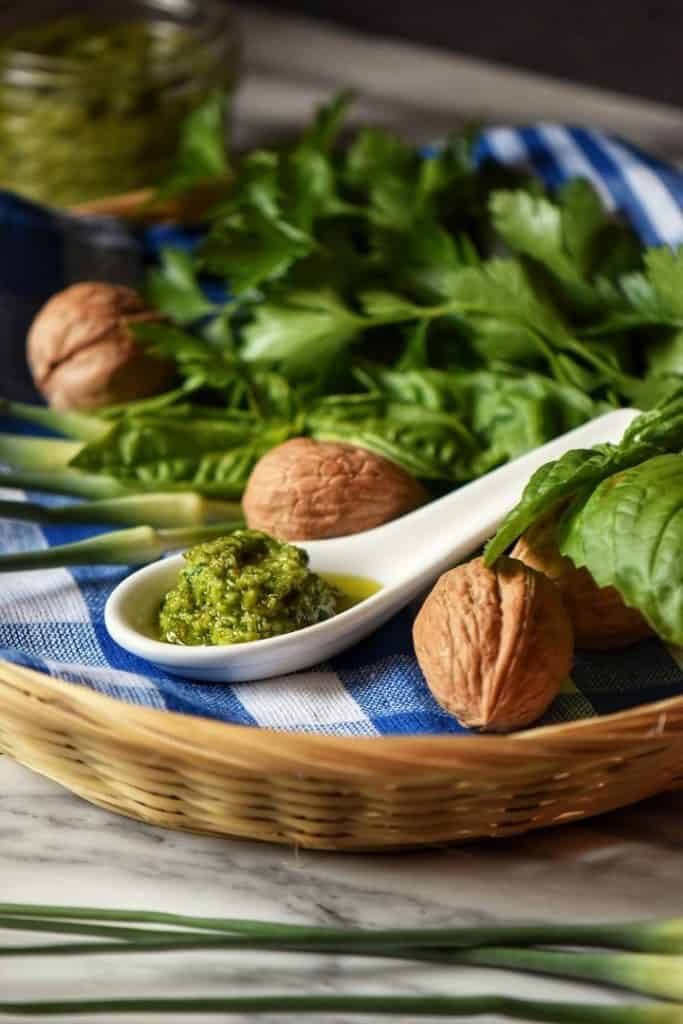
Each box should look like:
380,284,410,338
320,573,381,612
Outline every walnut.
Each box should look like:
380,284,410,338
242,438,427,540
511,516,653,649
27,282,174,410
412,556,573,732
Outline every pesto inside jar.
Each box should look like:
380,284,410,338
159,530,341,646
0,9,237,206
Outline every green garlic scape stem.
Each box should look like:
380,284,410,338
3,930,683,1003
0,493,242,528
0,522,241,571
0,400,107,442
0,469,133,499
0,916,196,943
0,996,679,1023
0,434,82,472
452,947,683,1002
1,904,682,954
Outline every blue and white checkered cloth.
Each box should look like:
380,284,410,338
2,123,683,737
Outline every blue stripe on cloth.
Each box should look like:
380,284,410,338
474,126,528,168
0,622,107,665
3,123,683,735
516,126,567,190
530,125,617,208
585,131,683,247
565,127,661,245
155,676,260,725
611,138,683,210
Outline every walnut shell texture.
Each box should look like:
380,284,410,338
27,282,173,410
413,556,574,732
511,517,653,649
243,438,427,541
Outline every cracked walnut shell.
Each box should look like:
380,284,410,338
511,516,653,649
27,282,174,410
413,556,574,732
243,437,427,541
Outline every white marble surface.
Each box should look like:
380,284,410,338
2,755,683,1022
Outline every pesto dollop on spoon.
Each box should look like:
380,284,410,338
159,530,340,646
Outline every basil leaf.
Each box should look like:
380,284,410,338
70,418,293,496
620,386,683,450
484,443,647,565
559,454,683,643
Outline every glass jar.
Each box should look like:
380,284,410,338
0,0,240,208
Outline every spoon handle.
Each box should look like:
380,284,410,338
312,408,639,592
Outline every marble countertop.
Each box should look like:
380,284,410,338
2,755,683,1022
3,8,683,1020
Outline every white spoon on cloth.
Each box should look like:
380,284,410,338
105,408,637,682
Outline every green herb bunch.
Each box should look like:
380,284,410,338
130,93,683,491
10,90,683,505
6,93,683,580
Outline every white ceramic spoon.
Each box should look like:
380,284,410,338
105,408,637,682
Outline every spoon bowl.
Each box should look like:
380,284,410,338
105,408,637,682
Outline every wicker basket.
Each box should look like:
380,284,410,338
0,189,678,849
1,659,682,850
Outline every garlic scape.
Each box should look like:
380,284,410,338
0,433,82,473
0,523,242,571
0,994,680,1022
0,493,242,529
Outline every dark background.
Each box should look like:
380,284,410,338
263,0,683,108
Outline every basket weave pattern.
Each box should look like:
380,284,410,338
1,660,682,850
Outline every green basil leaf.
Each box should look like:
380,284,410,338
559,453,683,642
483,443,646,565
621,386,683,450
70,418,294,497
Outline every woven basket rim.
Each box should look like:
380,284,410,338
2,658,681,768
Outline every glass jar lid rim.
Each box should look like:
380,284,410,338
0,0,239,78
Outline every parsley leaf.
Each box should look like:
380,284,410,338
155,92,230,199
146,248,215,323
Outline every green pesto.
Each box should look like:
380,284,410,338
0,15,234,206
159,530,340,646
